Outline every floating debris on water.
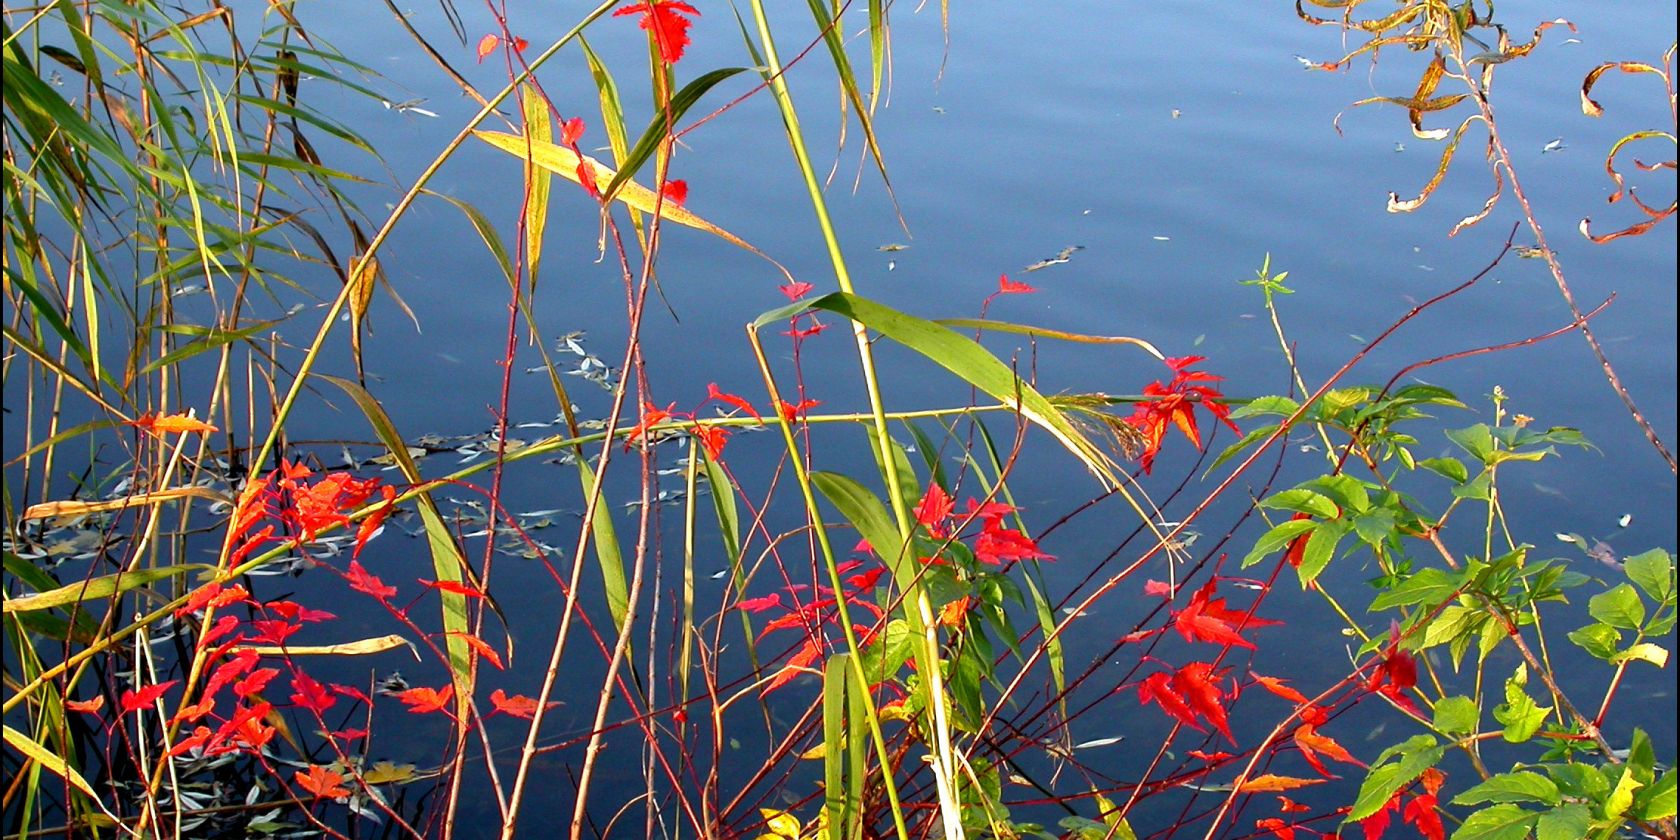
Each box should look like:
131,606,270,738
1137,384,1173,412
877,243,910,252
1023,245,1084,272
1541,137,1566,154
1514,245,1551,259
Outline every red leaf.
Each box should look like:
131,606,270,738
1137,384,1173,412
448,631,505,670
511,36,529,53
233,667,281,699
295,764,352,799
173,696,215,725
395,685,454,715
561,117,586,146
1139,671,1203,733
611,1,700,65
997,274,1036,295
129,411,218,436
1187,749,1232,762
914,482,955,535
347,560,398,601
1253,674,1311,705
65,696,105,715
576,160,600,197
1404,793,1444,840
1236,775,1325,794
779,281,814,301
354,485,397,559
1294,724,1361,778
1255,817,1296,840
476,34,499,63
290,673,336,715
973,526,1053,565
1172,662,1234,744
765,638,821,693
1171,580,1279,649
266,600,336,623
661,179,688,206
776,399,821,424
693,423,729,459
248,618,300,646
846,567,886,593
489,688,556,720
737,592,782,614
1144,579,1174,598
419,578,486,599
120,681,178,713
626,401,676,449
1277,796,1311,814
706,383,761,421
168,725,214,757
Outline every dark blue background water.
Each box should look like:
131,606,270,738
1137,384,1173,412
178,1,1680,834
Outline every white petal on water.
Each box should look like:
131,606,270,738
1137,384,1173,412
1071,736,1125,750
710,569,729,580
1618,514,1632,528
1152,235,1170,241
1541,137,1566,154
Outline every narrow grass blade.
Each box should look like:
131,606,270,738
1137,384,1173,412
576,459,631,633
600,67,750,204
4,565,212,613
4,725,98,800
520,82,551,290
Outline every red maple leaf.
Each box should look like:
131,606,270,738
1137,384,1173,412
1170,580,1279,649
1125,356,1240,473
232,667,281,700
776,398,821,425
395,685,454,715
265,600,336,623
914,482,955,536
1255,818,1296,840
347,559,398,601
449,631,505,670
626,401,676,449
290,673,336,715
706,383,761,421
612,1,700,65
779,281,814,301
1367,624,1419,711
737,592,782,613
1252,674,1311,705
1294,724,1361,777
1172,661,1235,744
65,696,105,715
489,689,557,720
295,764,352,799
693,422,729,459
1139,671,1203,733
973,525,1053,565
168,725,215,757
418,578,485,599
765,637,821,693
120,681,178,714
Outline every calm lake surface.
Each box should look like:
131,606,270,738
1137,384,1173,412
19,1,1674,836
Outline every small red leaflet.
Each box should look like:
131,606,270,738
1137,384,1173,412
120,681,179,714
561,117,586,146
295,765,352,799
347,559,398,601
395,685,454,715
475,34,498,63
661,179,688,206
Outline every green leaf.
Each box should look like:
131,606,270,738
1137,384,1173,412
1371,568,1461,611
1623,548,1675,603
762,293,1121,487
1352,509,1398,548
316,375,476,718
520,82,551,288
1611,642,1669,668
811,472,910,585
1567,622,1620,660
1445,424,1495,463
1588,583,1644,630
1418,456,1469,483
1636,769,1675,821
1243,518,1316,567
1347,735,1443,821
1534,804,1591,840
1229,395,1299,419
1492,664,1551,743
1452,771,1560,806
1296,521,1346,587
1604,764,1644,819
4,725,98,800
1432,695,1479,736
1260,488,1340,519
1449,804,1537,840
601,67,750,204
577,459,630,634
3,564,211,613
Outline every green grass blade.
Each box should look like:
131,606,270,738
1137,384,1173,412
600,67,750,205
520,82,551,290
577,458,630,633
316,375,475,717
2,565,211,614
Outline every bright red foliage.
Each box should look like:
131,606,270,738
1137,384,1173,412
294,764,352,799
561,117,586,146
346,560,398,601
395,685,454,715
1125,356,1240,473
661,179,688,206
612,1,700,65
489,689,553,720
914,482,955,537
626,401,675,449
706,383,761,420
120,681,178,714
1170,580,1280,650
290,673,336,715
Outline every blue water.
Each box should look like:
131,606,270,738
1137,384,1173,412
13,1,1674,836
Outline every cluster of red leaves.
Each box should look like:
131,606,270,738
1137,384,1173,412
1361,768,1446,840
1125,355,1239,473
1367,623,1419,711
613,1,699,65
1137,580,1289,745
623,384,760,460
1170,579,1281,650
226,459,395,567
738,559,888,693
913,482,1053,566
